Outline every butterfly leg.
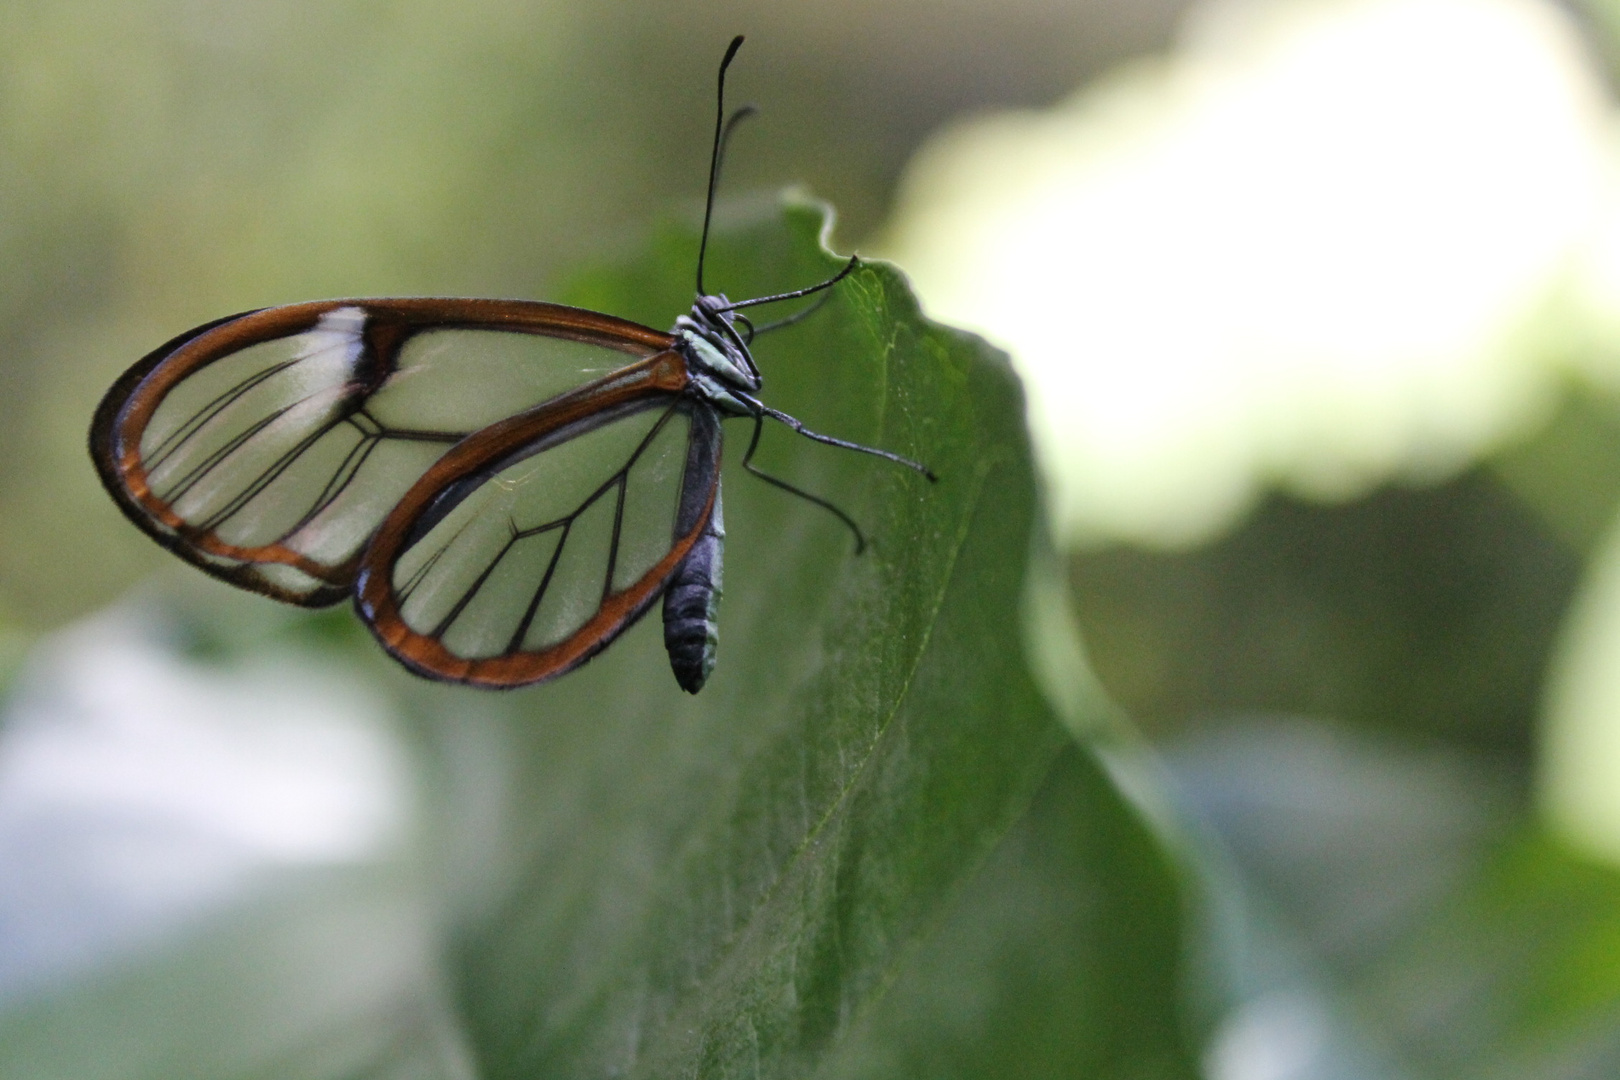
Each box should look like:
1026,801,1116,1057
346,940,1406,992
740,413,867,554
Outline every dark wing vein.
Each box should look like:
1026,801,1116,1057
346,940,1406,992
164,391,475,542
604,473,628,603
144,358,302,471
422,399,686,655
506,520,576,654
280,423,383,538
277,417,464,544
397,515,475,604
354,405,474,445
193,413,349,533
161,406,294,506
429,528,529,639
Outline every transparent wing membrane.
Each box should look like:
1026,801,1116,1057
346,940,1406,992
372,329,625,431
95,300,672,603
391,401,692,661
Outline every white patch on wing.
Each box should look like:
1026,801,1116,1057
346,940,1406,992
296,307,366,383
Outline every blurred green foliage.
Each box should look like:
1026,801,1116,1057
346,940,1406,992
1071,465,1583,766
1354,832,1620,1079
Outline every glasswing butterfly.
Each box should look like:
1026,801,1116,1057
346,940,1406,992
89,36,933,694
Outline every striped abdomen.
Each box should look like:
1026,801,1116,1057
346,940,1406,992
663,404,724,693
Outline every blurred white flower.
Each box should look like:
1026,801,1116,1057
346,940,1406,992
884,0,1613,546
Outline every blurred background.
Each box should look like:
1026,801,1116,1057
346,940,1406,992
8,0,1620,1076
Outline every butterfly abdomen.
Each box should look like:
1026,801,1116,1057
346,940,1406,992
663,489,723,694
662,403,725,693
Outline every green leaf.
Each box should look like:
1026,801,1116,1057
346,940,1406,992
814,744,1201,1080
447,196,1078,1078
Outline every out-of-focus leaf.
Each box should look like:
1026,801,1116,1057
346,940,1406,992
1353,831,1620,1080
1162,716,1620,1080
1164,717,1513,972
1069,471,1578,759
1492,387,1620,557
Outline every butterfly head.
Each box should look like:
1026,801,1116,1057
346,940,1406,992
672,294,763,412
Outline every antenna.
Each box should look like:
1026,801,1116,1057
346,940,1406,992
718,255,860,313
696,35,746,298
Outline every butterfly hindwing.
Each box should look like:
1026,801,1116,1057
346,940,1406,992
90,298,676,605
356,369,721,688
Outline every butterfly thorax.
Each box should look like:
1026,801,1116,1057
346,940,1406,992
672,294,762,417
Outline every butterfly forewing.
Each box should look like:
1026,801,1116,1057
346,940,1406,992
92,298,676,605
